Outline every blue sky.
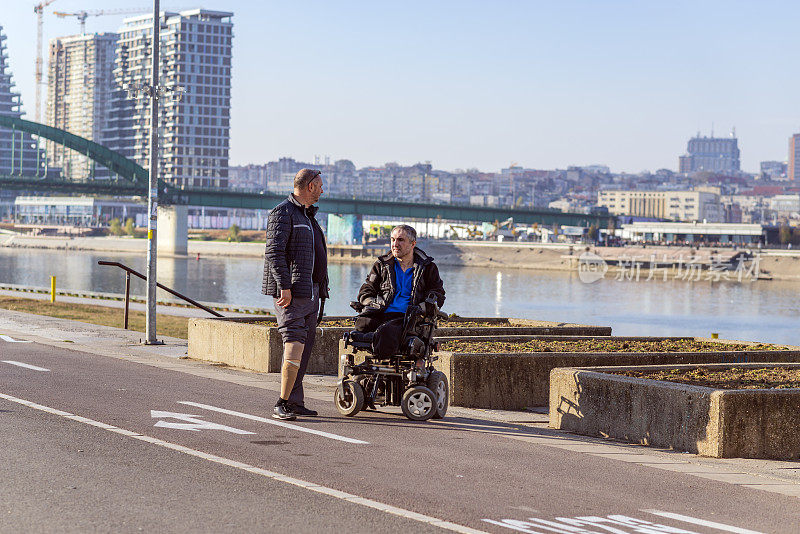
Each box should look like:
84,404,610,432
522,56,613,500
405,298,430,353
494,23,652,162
3,1,799,173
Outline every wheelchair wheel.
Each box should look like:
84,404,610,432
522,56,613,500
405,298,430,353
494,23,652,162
426,371,449,419
401,386,437,421
334,380,365,417
353,374,376,410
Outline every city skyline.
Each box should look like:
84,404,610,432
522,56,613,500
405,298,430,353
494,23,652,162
3,1,800,174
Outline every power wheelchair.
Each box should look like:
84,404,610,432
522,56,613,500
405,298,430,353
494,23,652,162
335,293,449,421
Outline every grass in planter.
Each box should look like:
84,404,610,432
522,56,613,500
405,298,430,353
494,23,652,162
0,296,189,339
316,318,509,328
613,367,800,390
440,339,785,353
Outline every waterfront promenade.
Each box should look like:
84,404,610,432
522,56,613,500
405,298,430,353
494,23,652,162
1,305,799,532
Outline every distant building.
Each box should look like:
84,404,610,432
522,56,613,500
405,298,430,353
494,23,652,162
13,196,145,226
548,198,574,212
46,33,118,180
769,194,800,217
597,189,723,222
621,221,763,245
228,164,267,192
760,160,787,181
105,10,233,189
0,25,48,178
788,134,800,181
679,132,740,174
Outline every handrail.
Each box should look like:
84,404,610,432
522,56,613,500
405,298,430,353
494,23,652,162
98,261,224,327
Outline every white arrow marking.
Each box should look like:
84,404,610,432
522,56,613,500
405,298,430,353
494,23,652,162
0,335,32,343
179,401,369,445
2,361,50,372
150,410,255,435
644,510,764,534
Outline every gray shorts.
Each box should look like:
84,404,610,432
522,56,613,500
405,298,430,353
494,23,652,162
273,284,320,344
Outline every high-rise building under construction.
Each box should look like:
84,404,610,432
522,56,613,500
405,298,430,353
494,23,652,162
104,9,233,189
0,25,48,179
46,32,118,180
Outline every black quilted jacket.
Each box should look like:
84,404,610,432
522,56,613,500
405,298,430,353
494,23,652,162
356,248,445,313
262,194,329,299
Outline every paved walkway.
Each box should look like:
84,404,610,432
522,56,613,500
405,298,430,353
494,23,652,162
1,305,799,503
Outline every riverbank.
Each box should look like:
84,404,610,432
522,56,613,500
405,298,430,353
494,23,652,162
4,234,800,280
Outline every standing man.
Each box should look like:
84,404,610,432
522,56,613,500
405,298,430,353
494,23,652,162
262,169,329,420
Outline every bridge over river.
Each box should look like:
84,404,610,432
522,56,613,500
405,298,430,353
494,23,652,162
0,116,612,253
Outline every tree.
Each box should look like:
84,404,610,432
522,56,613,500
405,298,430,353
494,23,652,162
779,225,792,245
792,226,800,247
227,224,241,242
108,218,124,237
587,224,598,242
124,218,136,237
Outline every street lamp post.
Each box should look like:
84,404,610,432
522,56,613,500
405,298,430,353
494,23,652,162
125,0,183,344
145,0,161,344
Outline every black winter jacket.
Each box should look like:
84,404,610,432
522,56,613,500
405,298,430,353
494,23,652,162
356,248,445,313
262,194,329,299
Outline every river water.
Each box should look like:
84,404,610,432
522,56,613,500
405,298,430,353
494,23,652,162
1,247,798,345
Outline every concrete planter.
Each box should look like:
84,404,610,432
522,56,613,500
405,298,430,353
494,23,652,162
431,336,800,410
189,317,611,375
549,363,800,459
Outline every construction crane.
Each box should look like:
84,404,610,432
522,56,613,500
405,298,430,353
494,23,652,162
53,8,152,34
33,0,59,123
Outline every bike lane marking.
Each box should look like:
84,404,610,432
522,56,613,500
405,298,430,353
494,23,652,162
2,360,50,372
0,391,481,532
178,401,369,445
0,335,33,343
644,510,765,534
482,511,765,534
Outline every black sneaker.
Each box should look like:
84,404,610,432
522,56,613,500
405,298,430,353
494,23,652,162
288,402,318,417
272,399,297,421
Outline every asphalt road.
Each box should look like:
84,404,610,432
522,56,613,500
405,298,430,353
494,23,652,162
1,336,798,534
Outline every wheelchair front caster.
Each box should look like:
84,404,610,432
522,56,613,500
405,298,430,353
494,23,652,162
401,386,437,421
334,380,365,417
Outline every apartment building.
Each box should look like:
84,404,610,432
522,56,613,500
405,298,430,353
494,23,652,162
597,189,723,222
46,33,118,180
679,133,740,174
105,9,233,189
789,134,800,181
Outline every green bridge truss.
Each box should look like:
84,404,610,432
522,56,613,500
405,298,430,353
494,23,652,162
0,116,612,227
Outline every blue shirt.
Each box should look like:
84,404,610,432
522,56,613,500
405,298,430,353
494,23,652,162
385,261,414,313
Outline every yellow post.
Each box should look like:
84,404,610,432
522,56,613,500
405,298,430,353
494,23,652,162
50,276,56,303
711,332,719,339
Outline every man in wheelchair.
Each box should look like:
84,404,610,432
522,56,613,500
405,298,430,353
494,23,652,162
338,224,449,421
351,224,445,363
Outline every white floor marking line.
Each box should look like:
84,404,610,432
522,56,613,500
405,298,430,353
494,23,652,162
643,510,765,534
151,410,255,435
0,391,485,534
0,335,33,343
178,401,369,445
2,361,50,372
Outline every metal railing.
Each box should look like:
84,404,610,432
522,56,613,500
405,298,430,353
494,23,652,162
98,260,223,329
